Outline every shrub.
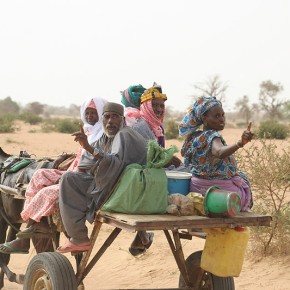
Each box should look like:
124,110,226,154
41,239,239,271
164,119,180,140
257,120,289,139
18,112,43,125
235,139,290,256
41,118,80,133
56,118,80,133
0,114,17,133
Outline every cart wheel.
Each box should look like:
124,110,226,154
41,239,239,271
178,251,235,290
23,252,77,290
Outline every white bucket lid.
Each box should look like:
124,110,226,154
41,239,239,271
165,171,192,180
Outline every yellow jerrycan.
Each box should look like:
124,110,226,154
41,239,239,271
201,226,250,277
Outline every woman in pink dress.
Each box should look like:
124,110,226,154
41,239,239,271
0,97,107,254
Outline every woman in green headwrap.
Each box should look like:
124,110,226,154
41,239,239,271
121,83,182,256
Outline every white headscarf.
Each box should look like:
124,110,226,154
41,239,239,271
80,97,108,144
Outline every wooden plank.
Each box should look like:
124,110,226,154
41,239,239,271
97,211,271,232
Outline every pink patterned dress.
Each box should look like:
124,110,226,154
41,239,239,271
21,148,82,222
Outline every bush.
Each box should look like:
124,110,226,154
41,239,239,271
257,120,289,139
164,119,180,140
57,118,80,133
235,139,290,256
18,112,43,125
0,114,17,133
41,118,80,133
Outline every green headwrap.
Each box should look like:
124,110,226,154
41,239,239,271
121,84,146,109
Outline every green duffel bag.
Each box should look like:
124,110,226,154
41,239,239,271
101,163,168,214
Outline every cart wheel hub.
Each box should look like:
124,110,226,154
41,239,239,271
34,274,52,290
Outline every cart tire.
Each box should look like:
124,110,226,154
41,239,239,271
23,252,77,290
179,250,235,290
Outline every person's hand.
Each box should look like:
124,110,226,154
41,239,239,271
239,122,254,147
165,155,182,168
72,124,90,149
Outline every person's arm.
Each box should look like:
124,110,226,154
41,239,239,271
211,122,253,159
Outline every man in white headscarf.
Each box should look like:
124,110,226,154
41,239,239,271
80,98,107,146
0,97,107,254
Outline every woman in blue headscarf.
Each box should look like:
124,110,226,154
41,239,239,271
179,96,254,211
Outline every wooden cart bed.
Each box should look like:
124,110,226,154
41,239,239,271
97,211,271,231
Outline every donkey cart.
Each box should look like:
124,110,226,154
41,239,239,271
0,147,272,289
22,211,271,290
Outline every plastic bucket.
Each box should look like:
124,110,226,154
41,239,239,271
204,186,241,217
165,171,192,195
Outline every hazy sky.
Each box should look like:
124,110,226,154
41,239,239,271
0,0,289,112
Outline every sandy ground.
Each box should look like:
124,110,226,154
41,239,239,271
1,123,290,290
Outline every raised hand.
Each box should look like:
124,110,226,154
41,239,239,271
80,123,85,134
240,121,254,146
72,124,89,148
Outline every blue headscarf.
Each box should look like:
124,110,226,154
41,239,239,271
178,96,222,137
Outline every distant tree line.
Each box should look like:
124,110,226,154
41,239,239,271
0,97,80,118
0,97,81,133
1,78,289,139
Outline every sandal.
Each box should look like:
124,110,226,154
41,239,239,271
56,239,91,254
129,246,146,256
0,242,29,254
128,232,154,256
16,225,52,239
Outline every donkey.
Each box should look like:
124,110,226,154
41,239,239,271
0,147,57,289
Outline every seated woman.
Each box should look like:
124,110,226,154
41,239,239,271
0,97,107,254
178,96,254,211
122,83,180,166
121,83,181,256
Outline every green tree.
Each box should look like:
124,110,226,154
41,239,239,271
24,101,45,115
0,114,16,132
0,96,20,115
259,80,285,119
